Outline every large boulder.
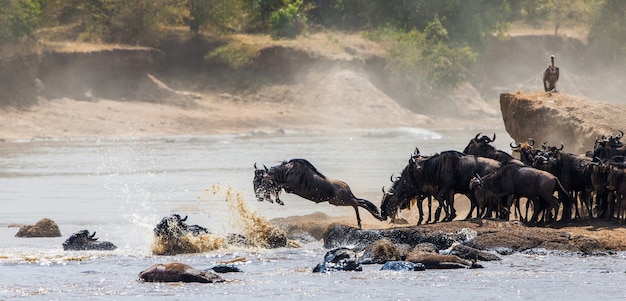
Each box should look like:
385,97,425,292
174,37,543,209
14,218,61,237
500,92,626,154
323,224,463,250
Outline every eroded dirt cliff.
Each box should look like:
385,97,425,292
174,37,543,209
500,92,626,154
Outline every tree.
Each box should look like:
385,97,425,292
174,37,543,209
588,0,626,64
0,0,41,43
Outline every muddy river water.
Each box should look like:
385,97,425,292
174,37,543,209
1,127,625,300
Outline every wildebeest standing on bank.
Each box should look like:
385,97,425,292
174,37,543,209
380,149,437,225
470,164,573,224
543,55,559,92
253,159,383,229
392,150,501,222
463,133,521,165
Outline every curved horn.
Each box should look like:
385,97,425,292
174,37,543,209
89,231,97,238
491,133,496,143
475,132,482,140
413,147,420,157
510,141,521,149
618,130,624,139
528,138,535,146
254,162,258,169
382,186,386,193
558,142,564,150
390,174,395,183
263,164,268,172
180,215,188,222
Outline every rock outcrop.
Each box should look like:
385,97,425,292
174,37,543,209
500,92,626,154
14,218,61,237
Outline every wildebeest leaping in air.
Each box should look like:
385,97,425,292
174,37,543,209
543,54,559,92
253,158,383,229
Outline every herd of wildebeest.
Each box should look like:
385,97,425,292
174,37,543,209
253,130,626,228
16,129,626,282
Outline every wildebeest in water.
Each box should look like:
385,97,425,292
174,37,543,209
253,158,383,229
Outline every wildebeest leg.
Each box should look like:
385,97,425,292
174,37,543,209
275,194,284,206
444,190,457,222
353,206,363,229
416,197,425,225
464,192,476,220
433,196,448,223
426,196,433,224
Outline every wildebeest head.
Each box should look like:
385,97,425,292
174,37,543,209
380,186,397,221
154,214,210,241
62,229,117,251
253,163,278,203
463,132,496,155
252,162,286,205
511,139,537,165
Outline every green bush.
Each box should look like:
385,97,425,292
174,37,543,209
269,0,307,39
0,0,41,43
588,0,626,64
205,41,257,68
365,18,476,91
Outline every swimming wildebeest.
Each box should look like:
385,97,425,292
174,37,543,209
62,230,117,251
543,54,559,92
253,158,383,229
139,262,224,283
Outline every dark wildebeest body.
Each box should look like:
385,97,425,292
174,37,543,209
380,154,437,225
593,131,626,162
253,159,383,229
533,152,589,220
607,167,626,222
62,230,117,251
470,164,572,224
413,151,501,221
543,55,559,92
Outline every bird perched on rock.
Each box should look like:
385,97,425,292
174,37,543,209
543,55,559,92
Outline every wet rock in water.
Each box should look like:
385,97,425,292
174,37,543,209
313,247,363,273
139,262,224,283
15,218,61,237
323,224,382,249
360,238,403,264
323,224,458,250
448,244,501,261
380,261,425,272
208,264,244,273
571,235,601,254
62,230,117,251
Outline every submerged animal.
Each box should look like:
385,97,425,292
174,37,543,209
62,230,117,251
152,214,213,255
543,55,559,92
312,247,363,273
253,159,383,229
139,262,224,283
